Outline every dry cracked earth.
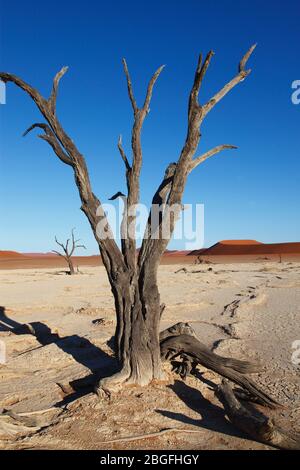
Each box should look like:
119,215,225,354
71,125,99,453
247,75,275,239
0,261,299,449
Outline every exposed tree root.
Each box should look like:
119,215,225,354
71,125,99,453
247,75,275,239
160,333,278,408
0,407,64,439
217,380,300,450
95,367,131,398
98,427,202,444
1,320,294,450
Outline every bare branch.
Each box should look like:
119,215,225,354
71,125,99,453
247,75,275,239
48,66,69,114
54,236,67,252
191,51,214,104
1,71,125,277
69,229,75,256
23,122,74,167
239,44,257,73
190,144,238,171
140,47,255,271
39,134,74,167
139,51,216,267
198,51,214,89
203,45,256,118
117,135,131,171
138,162,176,268
120,61,164,269
0,73,48,111
22,123,50,137
142,64,165,113
51,250,66,258
122,59,138,115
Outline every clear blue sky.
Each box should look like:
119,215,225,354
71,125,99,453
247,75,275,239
0,0,299,254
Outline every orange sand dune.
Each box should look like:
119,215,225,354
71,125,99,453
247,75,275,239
0,251,25,259
191,240,300,257
1,240,300,270
217,239,262,245
23,252,57,258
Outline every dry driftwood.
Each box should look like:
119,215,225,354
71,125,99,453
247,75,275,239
160,332,278,408
159,324,299,449
217,380,300,450
174,267,188,274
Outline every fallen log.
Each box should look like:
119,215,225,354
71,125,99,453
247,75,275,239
160,333,278,408
217,380,300,450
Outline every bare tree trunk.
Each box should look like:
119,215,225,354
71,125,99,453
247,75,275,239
107,267,162,387
67,258,75,275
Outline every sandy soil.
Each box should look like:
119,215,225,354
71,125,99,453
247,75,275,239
0,261,299,450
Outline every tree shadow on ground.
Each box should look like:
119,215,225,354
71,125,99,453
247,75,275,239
0,305,118,401
156,379,251,441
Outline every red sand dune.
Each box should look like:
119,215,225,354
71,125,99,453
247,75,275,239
190,240,300,257
164,250,189,256
0,240,300,269
0,251,25,258
23,252,57,258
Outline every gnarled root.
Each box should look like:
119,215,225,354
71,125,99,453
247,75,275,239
217,380,300,450
95,367,131,399
160,333,278,408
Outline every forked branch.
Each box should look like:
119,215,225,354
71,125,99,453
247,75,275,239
119,58,164,268
139,45,255,270
202,44,257,118
23,123,74,167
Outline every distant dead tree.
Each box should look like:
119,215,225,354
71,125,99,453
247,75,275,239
52,229,86,275
1,45,263,392
194,255,211,265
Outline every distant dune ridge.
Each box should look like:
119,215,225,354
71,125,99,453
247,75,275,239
0,251,25,258
0,239,300,268
189,240,300,256
22,252,57,258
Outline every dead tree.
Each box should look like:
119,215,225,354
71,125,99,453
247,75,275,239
52,229,86,275
0,45,257,391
